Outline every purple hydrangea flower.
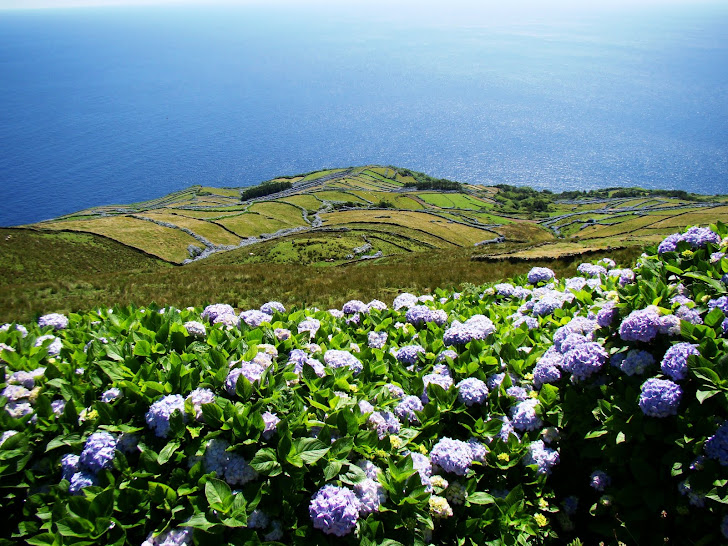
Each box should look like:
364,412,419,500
511,313,539,329
510,399,542,431
260,301,285,315
368,411,400,439
297,317,321,337
533,360,562,389
35,334,62,356
619,307,661,342
247,509,269,530
395,345,426,365
559,333,590,354
61,453,80,481
422,372,454,403
405,305,448,326
8,370,34,389
436,349,458,363
680,226,720,248
658,314,682,336
657,233,681,254
532,296,564,317
323,350,363,375
590,470,611,491
527,267,555,284
184,320,206,338
141,527,193,546
354,478,386,516
506,386,529,401
51,399,66,416
101,388,121,403
596,301,617,328
524,440,559,475
443,315,494,345
342,300,368,314
562,496,579,516
240,310,272,328
577,263,607,277
494,283,515,296
201,304,235,323
145,394,186,437
80,431,117,473
456,378,489,406
262,411,280,439
565,277,588,292
612,349,654,376
705,422,728,466
367,299,388,312
2,385,30,401
562,342,608,381
186,388,215,421
675,305,703,325
38,313,68,330
393,293,418,310
395,395,423,423
368,331,388,349
69,471,97,495
309,485,360,536
639,378,682,418
709,296,728,316
660,343,699,381
430,437,474,476
385,383,405,399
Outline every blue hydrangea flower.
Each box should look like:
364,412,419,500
660,343,699,381
619,307,661,342
395,345,426,365
309,485,360,536
101,388,121,403
657,233,681,254
368,411,400,439
297,317,321,337
510,399,542,431
675,305,703,325
596,301,617,328
69,471,97,495
368,331,388,349
524,440,559,475
247,509,269,530
145,394,186,438
510,313,538,329
240,310,272,328
354,478,386,515
639,378,682,418
494,283,515,296
443,315,494,345
705,421,728,465
405,305,448,326
436,349,458,363
456,378,489,406
680,226,720,248
506,386,529,401
612,349,654,376
201,303,235,323
395,395,424,423
430,437,474,476
34,334,62,356
61,453,80,481
527,267,555,284
262,411,280,440
534,360,562,389
421,372,454,403
562,342,608,381
393,292,419,310
260,301,285,314
590,470,611,491
410,452,432,489
38,313,69,330
80,431,117,473
709,296,728,316
577,263,607,277
183,320,206,338
467,438,488,462
51,399,66,416
342,300,368,314
323,350,363,375
186,388,215,421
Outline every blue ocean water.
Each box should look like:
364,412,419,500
1,3,727,226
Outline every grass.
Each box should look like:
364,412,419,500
138,212,242,246
215,213,294,238
248,202,308,227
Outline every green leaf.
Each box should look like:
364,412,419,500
133,340,152,357
184,512,219,531
26,534,58,546
200,403,224,428
468,492,495,505
249,448,281,476
584,429,608,439
45,434,83,452
292,438,329,465
157,441,180,465
205,478,232,512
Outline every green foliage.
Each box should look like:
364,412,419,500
240,181,293,201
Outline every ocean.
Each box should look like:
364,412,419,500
1,2,727,226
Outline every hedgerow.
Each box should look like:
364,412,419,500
1,223,728,545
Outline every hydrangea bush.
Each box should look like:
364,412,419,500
1,223,728,545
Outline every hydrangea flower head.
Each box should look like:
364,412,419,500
80,431,117,473
395,344,426,365
354,478,386,515
201,304,235,323
183,321,206,338
186,388,215,421
69,471,97,495
577,263,607,277
524,440,560,475
368,331,388,349
705,421,728,465
395,395,424,423
145,394,186,437
639,378,682,418
35,334,62,356
562,342,608,381
421,372,454,403
309,485,360,536
430,437,474,476
660,343,699,381
406,305,448,326
619,307,661,342
510,399,542,431
262,411,280,439
101,388,121,403
527,267,555,285
393,293,418,310
368,411,400,439
443,315,494,345
323,350,363,375
612,349,654,376
240,310,272,328
298,317,321,337
38,313,69,330
456,378,489,406
589,470,611,491
260,301,285,315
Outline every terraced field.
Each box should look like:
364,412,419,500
19,165,728,268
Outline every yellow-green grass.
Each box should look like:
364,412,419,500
310,191,369,204
316,222,457,250
348,191,425,210
457,211,515,225
574,213,678,239
494,222,555,244
641,206,728,229
137,212,242,246
198,187,241,198
215,213,296,238
302,169,345,181
279,195,326,212
248,202,307,227
162,208,249,220
319,210,499,246
360,169,403,186
416,193,458,208
36,216,198,263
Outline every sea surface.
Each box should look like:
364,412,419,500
1,3,727,226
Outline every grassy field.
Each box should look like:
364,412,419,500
4,164,728,321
